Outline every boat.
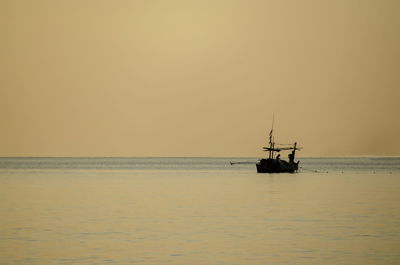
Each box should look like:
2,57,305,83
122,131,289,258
256,127,300,173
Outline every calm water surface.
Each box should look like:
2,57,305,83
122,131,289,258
1,157,400,265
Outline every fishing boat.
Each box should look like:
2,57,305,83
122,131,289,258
256,127,300,173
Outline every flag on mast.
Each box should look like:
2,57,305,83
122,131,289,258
269,113,274,144
269,129,273,144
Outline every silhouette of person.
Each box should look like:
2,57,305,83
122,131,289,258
288,152,294,164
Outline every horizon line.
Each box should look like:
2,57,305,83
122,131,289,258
1,155,400,159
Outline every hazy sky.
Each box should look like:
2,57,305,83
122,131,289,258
1,0,399,157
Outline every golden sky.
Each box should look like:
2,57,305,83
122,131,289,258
1,0,399,157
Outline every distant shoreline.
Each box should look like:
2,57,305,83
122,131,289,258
1,156,399,159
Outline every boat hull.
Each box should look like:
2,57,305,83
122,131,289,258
256,158,298,173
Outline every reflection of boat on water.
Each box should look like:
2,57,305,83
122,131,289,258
256,127,301,173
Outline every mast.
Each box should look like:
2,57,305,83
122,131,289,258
268,114,274,159
292,142,297,159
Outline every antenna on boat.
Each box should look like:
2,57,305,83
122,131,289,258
268,113,275,159
272,113,274,132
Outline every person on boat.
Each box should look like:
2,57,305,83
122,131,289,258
275,154,281,171
288,152,294,164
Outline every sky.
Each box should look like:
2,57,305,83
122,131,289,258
1,0,399,157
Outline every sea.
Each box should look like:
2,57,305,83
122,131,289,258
1,157,400,265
